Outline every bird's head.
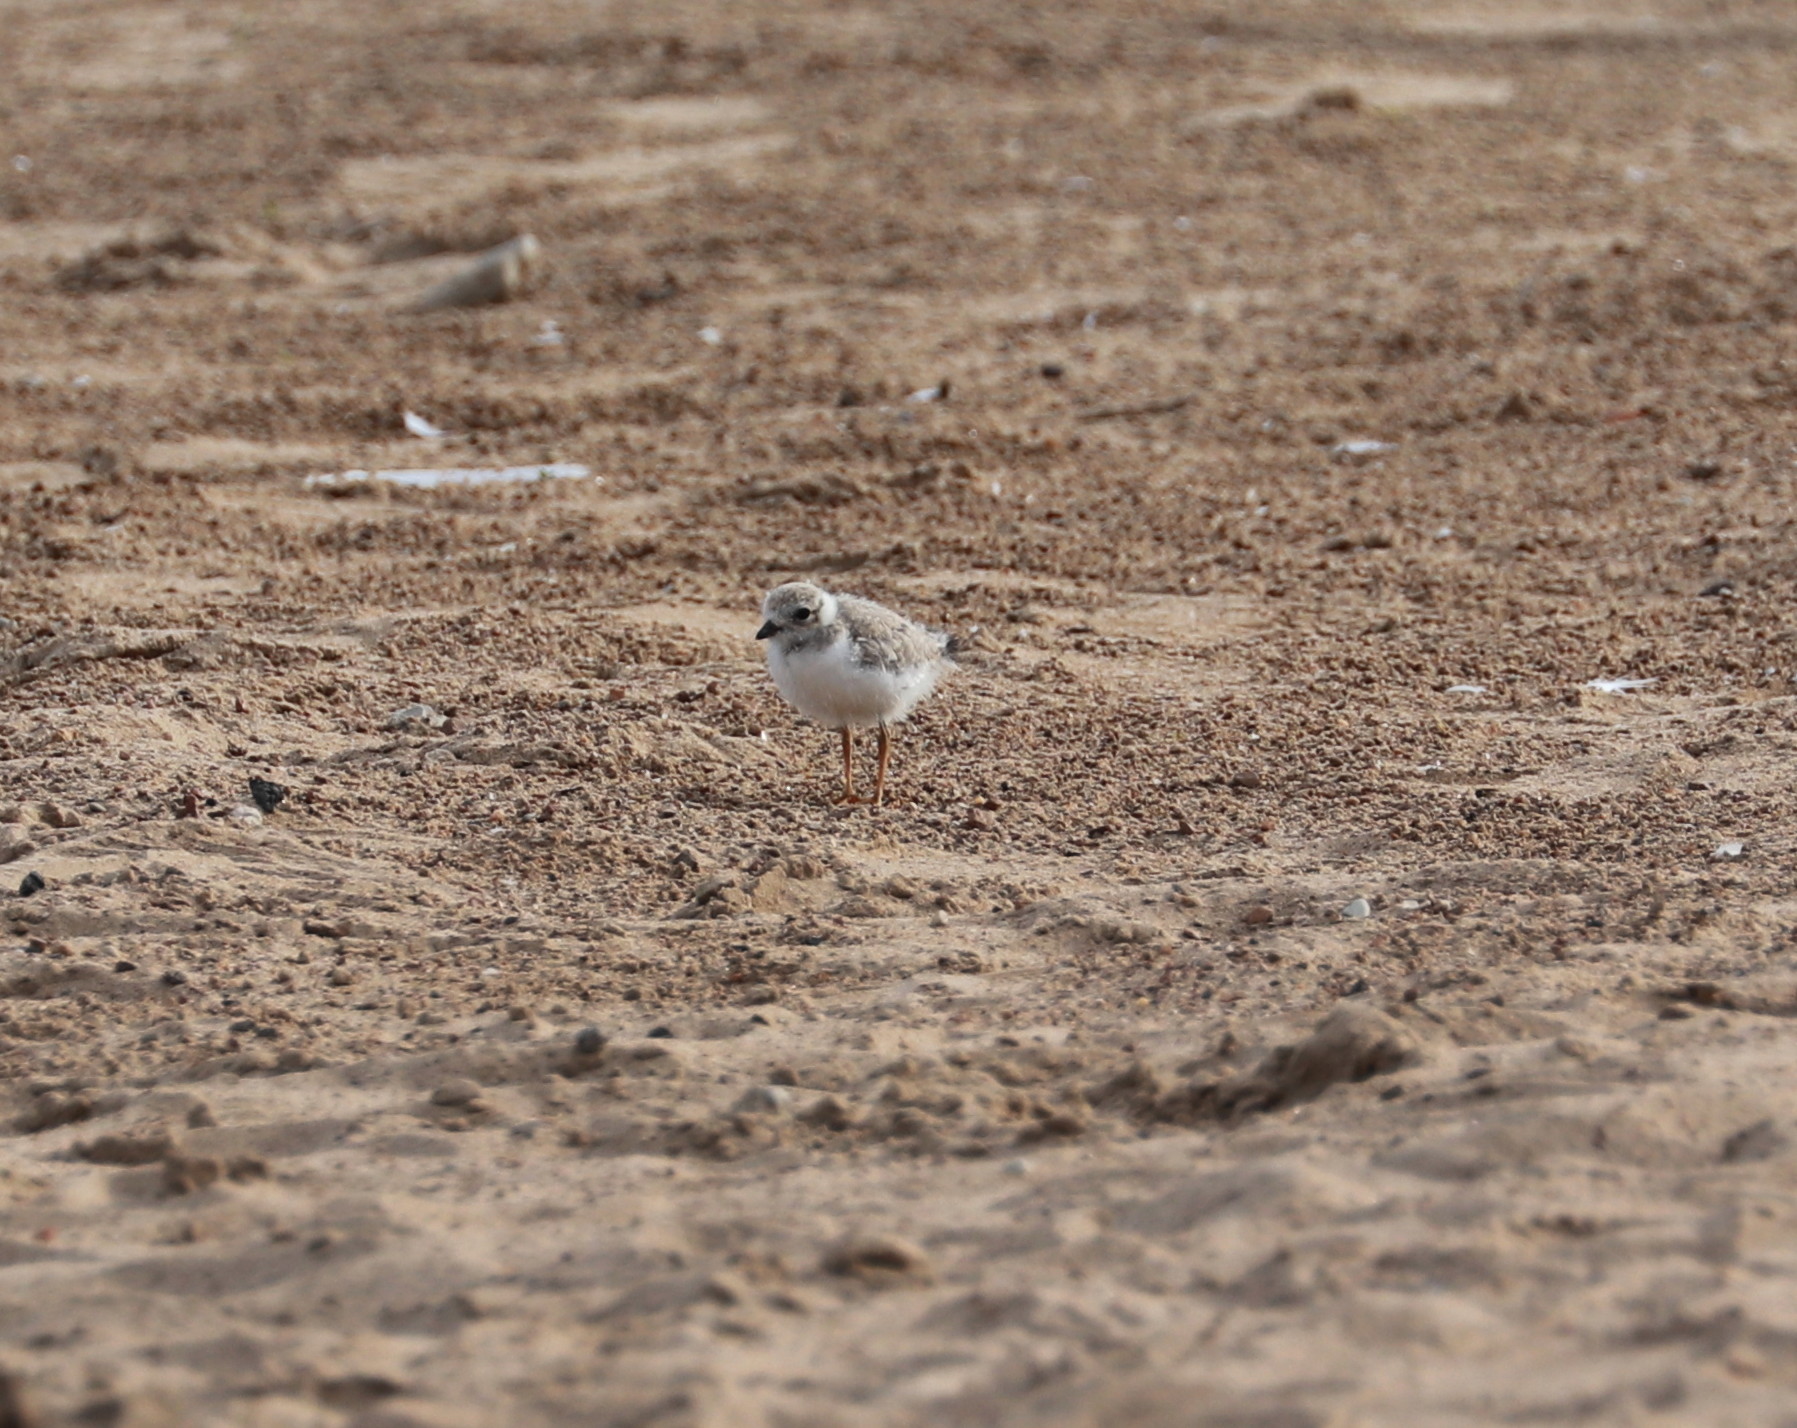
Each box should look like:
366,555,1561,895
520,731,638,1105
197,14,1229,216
757,581,836,642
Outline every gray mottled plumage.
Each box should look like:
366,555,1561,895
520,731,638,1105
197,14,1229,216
761,581,950,675
756,581,953,795
755,581,952,802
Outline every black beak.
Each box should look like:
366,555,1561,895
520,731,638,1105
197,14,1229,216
755,620,778,640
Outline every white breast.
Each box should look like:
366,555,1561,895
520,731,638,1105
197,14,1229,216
768,639,940,729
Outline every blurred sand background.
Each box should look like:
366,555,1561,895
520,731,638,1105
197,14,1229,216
4,0,1797,1422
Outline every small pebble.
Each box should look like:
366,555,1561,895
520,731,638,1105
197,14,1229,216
573,1026,605,1056
733,1085,794,1116
412,233,541,312
431,1078,484,1108
388,703,447,731
40,803,81,829
821,1234,934,1285
800,1094,851,1131
16,1091,91,1134
226,804,263,828
18,871,44,897
248,778,288,814
75,1131,173,1166
1341,897,1372,920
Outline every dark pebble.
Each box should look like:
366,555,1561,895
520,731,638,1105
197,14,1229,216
248,777,288,815
113,960,137,973
573,1026,605,1056
18,872,44,897
646,1025,674,1039
1040,363,1064,378
161,969,188,987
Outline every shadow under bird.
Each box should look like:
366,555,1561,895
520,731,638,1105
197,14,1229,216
756,581,954,805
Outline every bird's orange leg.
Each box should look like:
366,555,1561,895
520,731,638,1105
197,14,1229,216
871,724,893,806
837,725,889,806
836,727,857,804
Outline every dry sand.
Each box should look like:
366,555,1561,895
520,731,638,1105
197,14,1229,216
4,0,1797,1423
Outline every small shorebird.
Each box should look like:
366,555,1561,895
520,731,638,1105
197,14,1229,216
756,581,953,805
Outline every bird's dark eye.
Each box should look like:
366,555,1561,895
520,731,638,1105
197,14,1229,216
792,607,812,622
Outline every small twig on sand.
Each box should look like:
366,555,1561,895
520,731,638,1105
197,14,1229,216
1075,395,1193,423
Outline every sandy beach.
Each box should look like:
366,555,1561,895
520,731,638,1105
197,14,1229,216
4,0,1797,1422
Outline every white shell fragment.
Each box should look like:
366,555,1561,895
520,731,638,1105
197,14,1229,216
1585,677,1657,694
1341,897,1372,920
1712,841,1745,861
306,463,592,490
403,411,447,440
1333,438,1393,458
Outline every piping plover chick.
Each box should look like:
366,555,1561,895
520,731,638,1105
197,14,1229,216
756,581,953,805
